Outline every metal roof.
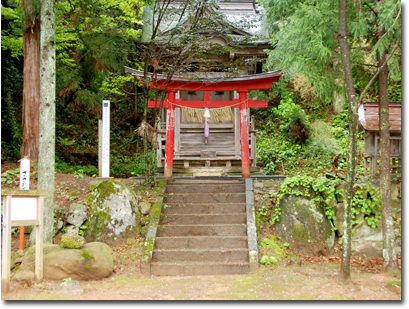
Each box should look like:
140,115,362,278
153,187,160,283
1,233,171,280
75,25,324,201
358,102,401,132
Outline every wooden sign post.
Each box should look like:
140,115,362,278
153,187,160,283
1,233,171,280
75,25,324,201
1,189,49,294
101,100,110,178
19,157,31,250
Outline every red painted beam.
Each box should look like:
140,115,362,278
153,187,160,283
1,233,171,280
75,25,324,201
143,77,280,91
148,98,268,108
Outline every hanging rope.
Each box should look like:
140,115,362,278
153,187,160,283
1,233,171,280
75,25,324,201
181,106,234,123
173,99,249,123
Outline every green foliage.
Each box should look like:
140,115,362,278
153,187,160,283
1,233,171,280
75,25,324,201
303,121,339,165
262,0,342,101
1,2,23,58
55,160,98,178
271,205,282,225
271,175,340,224
260,255,278,266
78,225,89,236
259,234,291,265
1,2,23,160
256,97,311,174
351,184,381,228
257,133,302,175
57,137,76,146
270,174,382,230
1,168,20,184
388,82,401,102
273,97,311,142
262,0,401,103
109,151,156,178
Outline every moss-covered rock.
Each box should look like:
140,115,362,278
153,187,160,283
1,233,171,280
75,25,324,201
13,270,35,282
275,194,335,256
13,242,113,281
85,179,141,246
60,233,85,249
10,251,21,269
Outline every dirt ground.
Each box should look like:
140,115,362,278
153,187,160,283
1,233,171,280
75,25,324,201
1,260,402,300
1,163,402,300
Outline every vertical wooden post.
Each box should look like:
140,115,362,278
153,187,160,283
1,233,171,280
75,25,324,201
164,91,176,178
1,196,12,294
239,91,250,178
98,119,102,177
19,158,30,251
101,100,110,178
157,121,163,168
35,196,44,283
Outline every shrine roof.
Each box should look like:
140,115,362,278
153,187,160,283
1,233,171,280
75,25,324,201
141,0,270,44
358,102,401,132
125,66,281,82
125,66,282,91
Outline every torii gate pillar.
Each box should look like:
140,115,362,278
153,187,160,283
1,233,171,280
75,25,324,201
238,90,250,178
164,90,176,179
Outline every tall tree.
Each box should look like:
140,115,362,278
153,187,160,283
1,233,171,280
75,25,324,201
261,0,401,283
337,0,400,283
20,0,41,163
337,0,360,285
376,0,400,273
37,0,56,243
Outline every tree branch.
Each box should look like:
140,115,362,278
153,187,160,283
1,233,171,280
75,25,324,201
359,39,400,101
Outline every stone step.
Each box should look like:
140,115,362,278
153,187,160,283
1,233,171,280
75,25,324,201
164,193,246,204
150,262,250,276
167,179,244,185
154,236,248,249
165,183,244,194
156,224,247,237
162,203,246,214
152,249,249,263
160,213,246,225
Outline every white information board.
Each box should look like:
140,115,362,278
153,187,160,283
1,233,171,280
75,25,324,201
102,100,110,177
11,197,38,222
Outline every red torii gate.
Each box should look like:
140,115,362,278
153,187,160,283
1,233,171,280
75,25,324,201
125,67,282,178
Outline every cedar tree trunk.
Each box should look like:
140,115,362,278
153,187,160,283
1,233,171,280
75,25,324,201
338,0,360,285
377,45,400,272
20,0,41,164
37,0,56,243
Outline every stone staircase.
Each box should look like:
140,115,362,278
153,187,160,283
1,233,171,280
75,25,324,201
149,179,256,276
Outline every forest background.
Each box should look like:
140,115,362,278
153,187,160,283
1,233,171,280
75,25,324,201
0,0,403,289
1,0,401,180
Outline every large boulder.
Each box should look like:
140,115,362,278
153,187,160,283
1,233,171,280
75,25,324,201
14,242,113,281
85,179,141,246
67,203,88,227
275,194,335,256
350,214,401,258
351,233,384,258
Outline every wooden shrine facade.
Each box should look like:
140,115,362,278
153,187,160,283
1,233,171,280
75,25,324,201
125,67,282,178
358,102,401,175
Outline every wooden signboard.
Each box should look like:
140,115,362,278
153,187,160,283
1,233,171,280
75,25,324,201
1,189,49,294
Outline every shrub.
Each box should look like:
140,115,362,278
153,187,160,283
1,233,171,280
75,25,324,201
303,121,339,164
275,98,312,145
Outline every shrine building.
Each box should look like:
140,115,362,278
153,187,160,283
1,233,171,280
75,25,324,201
127,0,282,178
